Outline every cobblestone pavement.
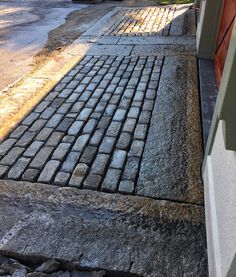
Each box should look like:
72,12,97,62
102,7,176,36
0,55,163,194
0,4,207,276
0,4,202,203
0,4,203,205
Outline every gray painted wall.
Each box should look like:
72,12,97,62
200,8,236,277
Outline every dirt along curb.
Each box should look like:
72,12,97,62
0,4,114,142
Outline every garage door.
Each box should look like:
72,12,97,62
214,0,236,86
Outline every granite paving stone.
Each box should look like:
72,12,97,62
56,118,74,132
21,168,40,182
128,107,140,119
110,150,127,169
61,152,81,173
23,141,44,157
46,114,64,128
7,157,31,180
51,98,64,108
129,140,145,157
38,160,61,183
68,121,84,136
86,97,99,108
139,111,152,124
9,125,28,139
0,165,9,178
90,154,109,175
143,100,154,111
15,131,37,147
0,139,16,156
89,130,105,146
97,117,111,130
54,172,70,186
90,112,102,120
72,134,90,152
99,136,116,154
62,135,76,144
71,102,84,113
29,119,46,132
30,147,54,169
95,102,107,113
78,90,92,101
119,98,132,109
122,156,140,181
134,124,148,140
101,6,182,37
0,53,192,197
54,82,66,92
80,146,97,165
46,132,64,147
45,90,59,101
102,168,121,192
0,147,25,166
84,173,102,190
69,163,88,188
83,119,98,134
0,5,207,275
106,121,122,137
133,91,145,101
40,107,56,119
34,101,50,113
109,95,120,105
22,112,39,125
66,113,77,119
117,132,132,150
52,143,71,161
113,109,127,121
137,56,204,205
118,180,135,194
0,181,207,276
57,103,72,114
35,127,53,141
123,118,137,134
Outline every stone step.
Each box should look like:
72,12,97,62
0,180,207,277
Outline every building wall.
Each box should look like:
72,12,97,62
203,120,236,276
196,0,223,59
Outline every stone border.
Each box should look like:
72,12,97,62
0,180,207,276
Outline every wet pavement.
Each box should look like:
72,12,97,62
0,4,208,276
0,0,88,91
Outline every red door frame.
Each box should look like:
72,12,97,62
214,0,236,86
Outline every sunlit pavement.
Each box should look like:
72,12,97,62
0,0,88,91
0,4,208,276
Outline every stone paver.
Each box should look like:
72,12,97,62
0,55,163,194
0,4,207,276
0,5,201,203
137,56,204,205
0,181,208,277
103,7,175,36
101,6,190,37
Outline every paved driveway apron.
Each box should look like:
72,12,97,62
0,5,208,276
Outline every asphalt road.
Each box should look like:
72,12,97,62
0,0,164,92
0,0,88,91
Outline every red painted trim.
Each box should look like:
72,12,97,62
214,0,236,86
